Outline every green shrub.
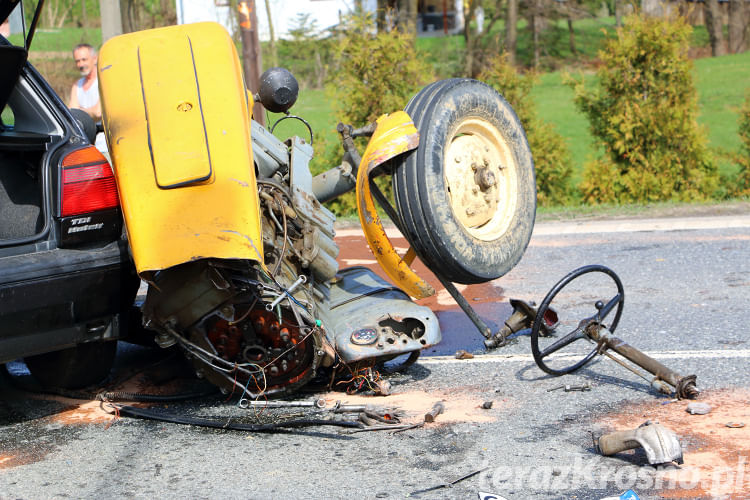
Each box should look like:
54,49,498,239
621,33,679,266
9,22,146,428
734,92,750,196
568,14,718,203
480,53,574,206
320,14,432,216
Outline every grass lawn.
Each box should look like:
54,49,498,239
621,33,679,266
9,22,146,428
533,50,750,183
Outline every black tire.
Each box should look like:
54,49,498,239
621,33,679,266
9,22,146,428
25,341,117,389
392,79,536,284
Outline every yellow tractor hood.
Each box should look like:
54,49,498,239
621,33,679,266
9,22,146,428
98,22,263,276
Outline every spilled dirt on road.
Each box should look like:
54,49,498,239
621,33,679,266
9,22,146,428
597,388,750,498
322,386,504,425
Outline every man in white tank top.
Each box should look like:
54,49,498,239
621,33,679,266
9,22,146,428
68,43,101,121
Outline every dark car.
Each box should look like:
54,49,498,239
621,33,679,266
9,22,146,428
0,0,139,388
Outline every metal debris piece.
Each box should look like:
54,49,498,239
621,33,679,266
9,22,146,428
238,397,326,409
424,401,445,423
686,402,712,415
409,468,487,496
547,383,591,392
596,421,683,465
481,401,493,409
484,298,559,349
455,350,474,359
726,422,745,428
373,379,392,396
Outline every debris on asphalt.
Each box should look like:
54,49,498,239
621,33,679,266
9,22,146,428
481,401,493,409
424,401,445,422
409,468,487,496
454,350,474,359
685,402,712,415
547,383,592,392
725,421,745,428
596,421,683,465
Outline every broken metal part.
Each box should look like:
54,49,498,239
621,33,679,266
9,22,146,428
238,397,326,409
686,402,712,415
530,265,700,399
409,469,488,496
547,383,592,392
485,298,559,349
455,350,474,359
597,421,683,465
424,401,445,423
373,379,392,396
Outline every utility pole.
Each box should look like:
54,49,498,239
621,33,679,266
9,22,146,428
100,0,123,43
237,0,265,125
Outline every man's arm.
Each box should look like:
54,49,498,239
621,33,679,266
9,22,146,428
69,84,79,109
87,99,101,121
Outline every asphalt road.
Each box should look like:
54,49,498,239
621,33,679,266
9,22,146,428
1,215,749,499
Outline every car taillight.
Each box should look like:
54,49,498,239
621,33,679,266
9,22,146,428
61,146,119,217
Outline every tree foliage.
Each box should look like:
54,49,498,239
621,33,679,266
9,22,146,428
480,53,573,206
734,91,750,196
321,13,431,215
569,14,718,203
271,14,335,89
331,13,431,125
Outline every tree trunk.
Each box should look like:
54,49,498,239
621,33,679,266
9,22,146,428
376,0,387,32
463,3,476,76
567,17,576,55
532,0,542,68
237,0,265,126
728,0,747,53
120,0,139,33
263,0,277,66
505,0,518,65
704,0,726,56
615,0,622,27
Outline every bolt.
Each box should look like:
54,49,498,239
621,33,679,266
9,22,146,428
280,328,291,343
484,193,492,203
471,163,478,171
269,365,280,376
478,169,496,189
472,187,479,195
454,155,461,163
221,306,233,317
466,207,476,216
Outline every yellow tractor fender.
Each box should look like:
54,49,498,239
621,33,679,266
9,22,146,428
355,111,435,299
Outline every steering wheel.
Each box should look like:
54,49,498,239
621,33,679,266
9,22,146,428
530,265,625,376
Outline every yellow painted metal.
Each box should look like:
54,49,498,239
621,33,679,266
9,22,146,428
98,22,263,276
355,112,435,299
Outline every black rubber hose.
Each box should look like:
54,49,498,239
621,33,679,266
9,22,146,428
114,404,363,432
96,388,218,403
